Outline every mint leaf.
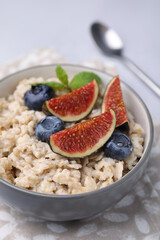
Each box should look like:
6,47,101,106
31,82,69,90
56,65,68,86
69,72,102,90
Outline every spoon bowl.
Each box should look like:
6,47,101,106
91,22,123,56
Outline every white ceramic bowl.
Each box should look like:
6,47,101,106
0,64,153,221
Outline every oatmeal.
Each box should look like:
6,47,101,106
0,77,144,194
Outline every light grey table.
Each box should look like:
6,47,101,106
0,0,159,117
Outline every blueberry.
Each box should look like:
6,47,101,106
24,85,54,111
103,132,133,160
35,116,65,142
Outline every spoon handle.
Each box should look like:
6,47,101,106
122,56,160,97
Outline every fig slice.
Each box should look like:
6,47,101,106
50,109,116,158
43,80,98,122
102,76,128,128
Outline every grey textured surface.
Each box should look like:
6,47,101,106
0,0,159,116
0,52,159,239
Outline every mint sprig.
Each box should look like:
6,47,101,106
69,72,102,90
31,82,69,90
31,66,102,92
56,65,68,86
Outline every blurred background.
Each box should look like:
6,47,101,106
0,0,159,115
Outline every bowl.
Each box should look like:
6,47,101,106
0,64,153,221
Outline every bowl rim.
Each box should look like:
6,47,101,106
0,63,154,199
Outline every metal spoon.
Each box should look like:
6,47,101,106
91,22,160,97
